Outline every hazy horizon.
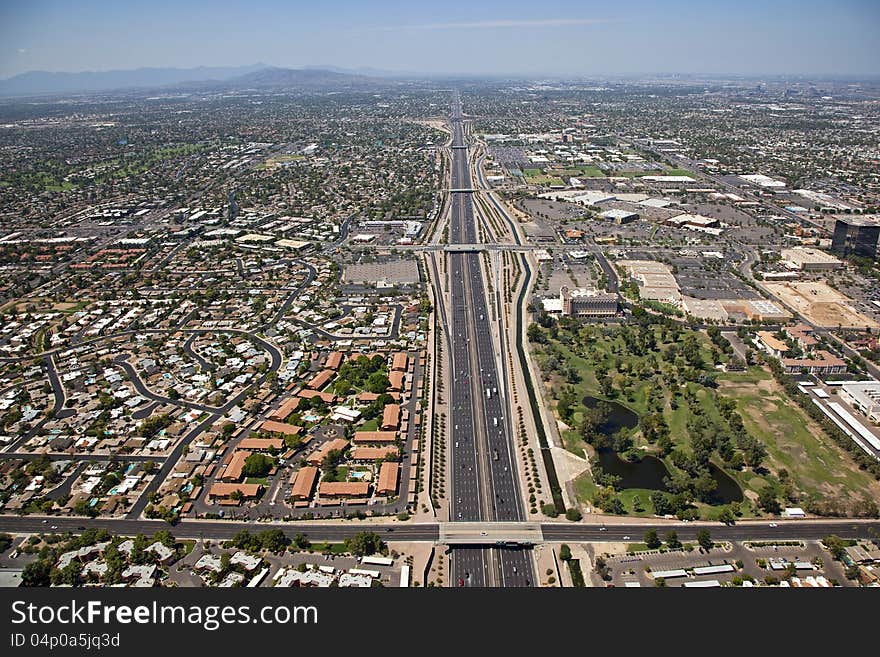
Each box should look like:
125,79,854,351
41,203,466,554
2,0,879,79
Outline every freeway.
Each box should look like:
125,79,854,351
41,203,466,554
445,92,535,587
1,516,878,545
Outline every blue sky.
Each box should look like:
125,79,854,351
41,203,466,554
1,0,878,78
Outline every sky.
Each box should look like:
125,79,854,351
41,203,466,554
1,0,878,79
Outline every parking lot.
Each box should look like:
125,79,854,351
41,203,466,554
603,540,852,587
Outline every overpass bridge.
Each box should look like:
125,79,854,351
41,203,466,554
351,243,544,253
438,522,543,546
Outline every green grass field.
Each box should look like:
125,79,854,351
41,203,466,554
358,418,379,432
718,376,877,502
557,166,605,178
525,174,565,186
663,168,695,177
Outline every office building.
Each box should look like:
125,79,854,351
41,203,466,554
831,217,880,258
560,286,618,317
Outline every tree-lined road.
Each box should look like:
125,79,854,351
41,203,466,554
1,516,877,544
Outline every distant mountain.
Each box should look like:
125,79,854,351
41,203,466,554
0,64,268,97
302,64,412,79
226,66,377,88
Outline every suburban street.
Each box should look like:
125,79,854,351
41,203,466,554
1,515,877,545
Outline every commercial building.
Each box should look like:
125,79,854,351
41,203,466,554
839,382,880,423
681,297,728,322
560,286,618,317
781,247,843,271
722,299,790,322
666,213,719,230
617,260,681,306
831,217,880,259
600,209,639,224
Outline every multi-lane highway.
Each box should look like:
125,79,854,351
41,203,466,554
445,92,535,587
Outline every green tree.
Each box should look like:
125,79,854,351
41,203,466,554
258,529,288,553
565,507,582,522
321,449,345,471
823,535,848,561
21,560,52,587
696,529,713,551
644,529,661,550
241,453,275,478
345,531,385,557
758,486,781,515
718,506,736,525
527,323,547,344
559,544,572,561
664,531,682,550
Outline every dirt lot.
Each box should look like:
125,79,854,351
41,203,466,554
764,281,879,328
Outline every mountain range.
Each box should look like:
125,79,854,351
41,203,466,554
0,64,386,97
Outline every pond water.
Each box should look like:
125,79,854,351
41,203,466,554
582,396,639,435
706,462,744,503
584,395,744,503
596,449,670,490
597,451,743,503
